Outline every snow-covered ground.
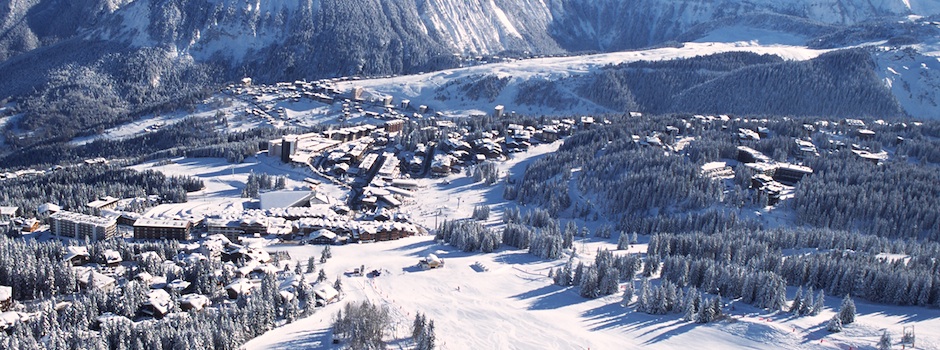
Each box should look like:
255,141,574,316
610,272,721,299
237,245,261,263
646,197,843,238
244,232,940,350
129,155,348,220
229,141,940,350
333,41,833,117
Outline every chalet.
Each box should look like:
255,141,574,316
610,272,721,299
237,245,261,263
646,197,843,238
0,207,17,228
313,284,339,306
0,286,12,312
301,229,338,245
37,203,60,215
390,179,419,190
225,278,257,299
221,245,271,264
166,279,192,293
102,249,123,267
844,118,866,128
493,105,504,118
738,128,760,140
0,312,25,331
134,218,193,241
64,246,91,266
536,127,559,143
419,254,444,269
94,313,131,330
178,294,210,312
77,269,116,292
140,289,173,318
18,218,40,233
430,154,454,176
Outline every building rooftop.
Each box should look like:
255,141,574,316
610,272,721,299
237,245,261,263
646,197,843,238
0,207,17,216
259,191,315,210
134,218,191,229
50,211,116,227
87,196,119,209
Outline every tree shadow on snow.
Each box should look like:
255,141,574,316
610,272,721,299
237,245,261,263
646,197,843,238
265,328,332,350
581,303,679,334
510,285,591,310
492,250,547,266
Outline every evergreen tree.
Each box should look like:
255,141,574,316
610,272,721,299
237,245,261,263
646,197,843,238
306,256,317,274
334,276,343,294
790,287,803,314
318,270,328,283
811,289,825,316
838,294,856,325
621,281,635,307
412,312,426,343
683,294,698,322
878,330,892,350
826,315,843,332
800,287,814,316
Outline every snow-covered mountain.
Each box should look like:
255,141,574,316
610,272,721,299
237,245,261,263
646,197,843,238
2,0,940,148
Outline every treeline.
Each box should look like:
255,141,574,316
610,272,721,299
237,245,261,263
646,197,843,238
2,116,296,169
649,228,940,307
435,220,501,253
0,166,202,216
793,151,940,240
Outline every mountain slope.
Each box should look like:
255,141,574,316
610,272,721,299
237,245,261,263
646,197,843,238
1,0,939,149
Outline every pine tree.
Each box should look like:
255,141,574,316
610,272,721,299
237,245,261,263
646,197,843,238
790,286,803,314
424,320,437,350
800,287,814,316
306,256,316,273
637,278,651,313
683,296,698,322
412,312,426,343
838,294,856,325
878,330,892,350
826,315,843,332
572,262,585,286
333,276,343,294
318,270,328,283
811,289,825,316
621,281,635,307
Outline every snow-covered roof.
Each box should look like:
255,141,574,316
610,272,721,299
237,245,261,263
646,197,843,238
259,191,315,210
225,278,257,295
0,312,21,329
307,229,337,240
64,246,90,262
314,284,338,301
178,294,210,310
77,269,115,290
87,196,119,209
103,250,122,264
166,279,191,292
0,285,11,301
50,211,116,228
133,217,191,229
37,203,60,214
0,207,17,216
144,289,173,315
